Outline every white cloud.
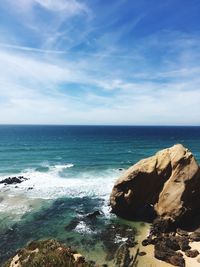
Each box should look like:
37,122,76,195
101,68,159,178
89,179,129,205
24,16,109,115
34,0,88,15
4,0,91,53
0,3,200,126
7,0,89,16
0,43,200,125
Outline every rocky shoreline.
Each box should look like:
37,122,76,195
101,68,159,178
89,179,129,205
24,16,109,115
142,217,200,267
3,144,200,266
110,144,200,266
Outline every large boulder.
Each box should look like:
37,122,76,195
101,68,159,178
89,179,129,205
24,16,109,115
110,144,200,222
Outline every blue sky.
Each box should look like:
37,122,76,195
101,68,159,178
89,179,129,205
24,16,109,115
0,0,200,125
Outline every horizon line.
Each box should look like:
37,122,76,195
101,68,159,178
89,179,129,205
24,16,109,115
0,124,200,127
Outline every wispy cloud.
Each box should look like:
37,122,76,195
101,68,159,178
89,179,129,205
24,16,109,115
7,0,89,15
0,43,65,54
0,0,200,125
35,0,89,15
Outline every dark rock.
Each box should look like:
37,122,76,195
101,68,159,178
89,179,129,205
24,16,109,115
185,249,199,258
190,231,200,241
0,176,28,185
86,210,102,219
118,168,124,171
125,238,137,248
176,236,190,251
164,236,180,251
27,187,33,191
64,218,79,231
99,223,137,261
154,241,185,267
151,217,171,235
138,251,146,256
132,247,140,266
142,233,159,246
27,187,33,190
142,239,150,246
176,228,188,237
114,243,133,267
169,253,185,267
149,236,159,245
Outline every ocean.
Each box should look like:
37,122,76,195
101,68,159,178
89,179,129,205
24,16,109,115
0,125,200,265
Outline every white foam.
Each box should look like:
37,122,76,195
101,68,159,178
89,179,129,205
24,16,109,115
0,167,119,203
54,164,74,170
75,221,94,234
24,166,116,199
0,165,120,219
114,236,128,243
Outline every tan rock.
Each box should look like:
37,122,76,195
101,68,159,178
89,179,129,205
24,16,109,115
73,253,85,263
110,144,200,222
9,255,21,267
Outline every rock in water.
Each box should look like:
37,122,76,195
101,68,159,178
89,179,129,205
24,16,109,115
86,210,102,219
0,176,28,185
110,144,200,222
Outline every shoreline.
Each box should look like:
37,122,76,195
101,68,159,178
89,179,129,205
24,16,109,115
134,223,173,267
2,142,200,266
135,224,200,267
2,192,200,266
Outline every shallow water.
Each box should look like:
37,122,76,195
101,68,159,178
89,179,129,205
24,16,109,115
0,125,200,265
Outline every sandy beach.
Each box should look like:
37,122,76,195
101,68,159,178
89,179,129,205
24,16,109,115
134,224,200,267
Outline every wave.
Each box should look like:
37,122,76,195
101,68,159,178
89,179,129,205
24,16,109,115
54,164,74,170
34,162,74,172
0,163,120,200
19,167,118,200
0,164,121,217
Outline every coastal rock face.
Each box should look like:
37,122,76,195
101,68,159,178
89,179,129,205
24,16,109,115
110,144,200,222
3,239,93,267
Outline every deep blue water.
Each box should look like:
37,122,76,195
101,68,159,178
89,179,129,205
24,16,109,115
0,125,200,265
1,125,200,174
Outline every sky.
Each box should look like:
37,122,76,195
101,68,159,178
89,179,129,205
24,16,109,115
0,0,200,125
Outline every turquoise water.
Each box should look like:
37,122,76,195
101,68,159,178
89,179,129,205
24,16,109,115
0,125,200,264
1,125,200,174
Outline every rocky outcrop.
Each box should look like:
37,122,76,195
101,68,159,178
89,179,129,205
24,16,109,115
2,239,95,267
110,144,200,223
0,176,29,185
190,228,200,241
2,237,141,267
141,219,200,266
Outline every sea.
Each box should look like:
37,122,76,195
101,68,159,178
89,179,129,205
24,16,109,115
0,125,200,265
